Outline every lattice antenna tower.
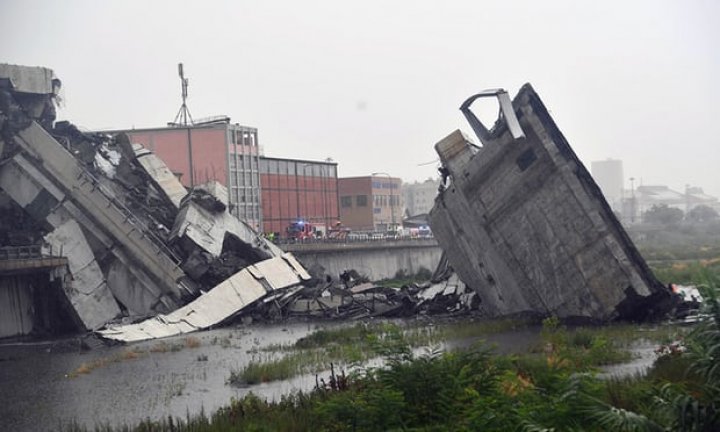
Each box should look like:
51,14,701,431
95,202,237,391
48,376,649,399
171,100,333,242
172,63,194,126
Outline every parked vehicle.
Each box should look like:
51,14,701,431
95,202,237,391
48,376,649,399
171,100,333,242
286,220,317,240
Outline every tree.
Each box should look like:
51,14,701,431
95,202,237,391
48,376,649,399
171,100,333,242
643,204,684,225
686,204,720,223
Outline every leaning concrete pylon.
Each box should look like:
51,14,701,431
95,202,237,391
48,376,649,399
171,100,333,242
429,85,672,322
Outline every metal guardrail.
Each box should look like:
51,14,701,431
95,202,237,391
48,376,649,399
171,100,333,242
274,235,436,246
0,245,43,260
77,167,183,266
0,244,71,260
0,245,69,273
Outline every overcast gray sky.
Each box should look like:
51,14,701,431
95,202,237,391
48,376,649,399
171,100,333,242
2,0,718,196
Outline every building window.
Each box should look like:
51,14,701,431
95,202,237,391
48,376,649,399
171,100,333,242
341,196,353,208
356,195,368,207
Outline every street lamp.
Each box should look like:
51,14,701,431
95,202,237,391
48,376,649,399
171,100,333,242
371,172,396,231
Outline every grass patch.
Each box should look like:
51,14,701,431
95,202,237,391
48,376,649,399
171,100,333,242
184,336,201,348
230,317,665,386
67,348,142,378
294,324,375,349
68,337,205,378
652,260,720,285
229,327,394,386
230,355,299,385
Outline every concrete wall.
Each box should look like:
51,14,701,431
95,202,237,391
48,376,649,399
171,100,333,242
282,239,442,281
0,276,34,338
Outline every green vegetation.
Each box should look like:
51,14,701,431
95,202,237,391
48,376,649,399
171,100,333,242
652,260,720,285
229,317,683,387
631,219,720,264
630,219,720,285
643,204,685,225
61,274,720,431
230,323,406,386
229,320,534,386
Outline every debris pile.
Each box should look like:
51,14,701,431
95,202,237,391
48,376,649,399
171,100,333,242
242,258,480,321
430,86,675,322
0,64,684,341
0,63,310,340
0,63,484,341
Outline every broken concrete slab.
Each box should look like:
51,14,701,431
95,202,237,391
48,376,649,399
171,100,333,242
43,220,121,330
2,63,314,339
429,85,672,322
97,253,311,343
185,180,229,213
0,64,57,95
170,202,229,258
105,260,169,318
416,273,477,314
0,146,186,314
13,122,191,299
133,143,188,208
170,199,283,260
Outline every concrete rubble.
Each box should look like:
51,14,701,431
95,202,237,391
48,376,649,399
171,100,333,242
236,262,482,321
0,63,472,342
98,254,310,342
42,219,121,330
0,64,683,341
0,63,310,340
429,85,675,322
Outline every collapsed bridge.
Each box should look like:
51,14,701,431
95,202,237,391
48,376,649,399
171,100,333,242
0,63,309,340
0,64,678,341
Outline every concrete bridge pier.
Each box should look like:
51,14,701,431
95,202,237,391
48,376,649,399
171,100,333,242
280,239,443,281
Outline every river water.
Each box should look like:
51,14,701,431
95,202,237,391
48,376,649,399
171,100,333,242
0,320,650,432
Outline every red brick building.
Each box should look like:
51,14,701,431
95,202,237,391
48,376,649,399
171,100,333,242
259,157,338,236
339,175,402,231
110,121,340,235
110,121,263,228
